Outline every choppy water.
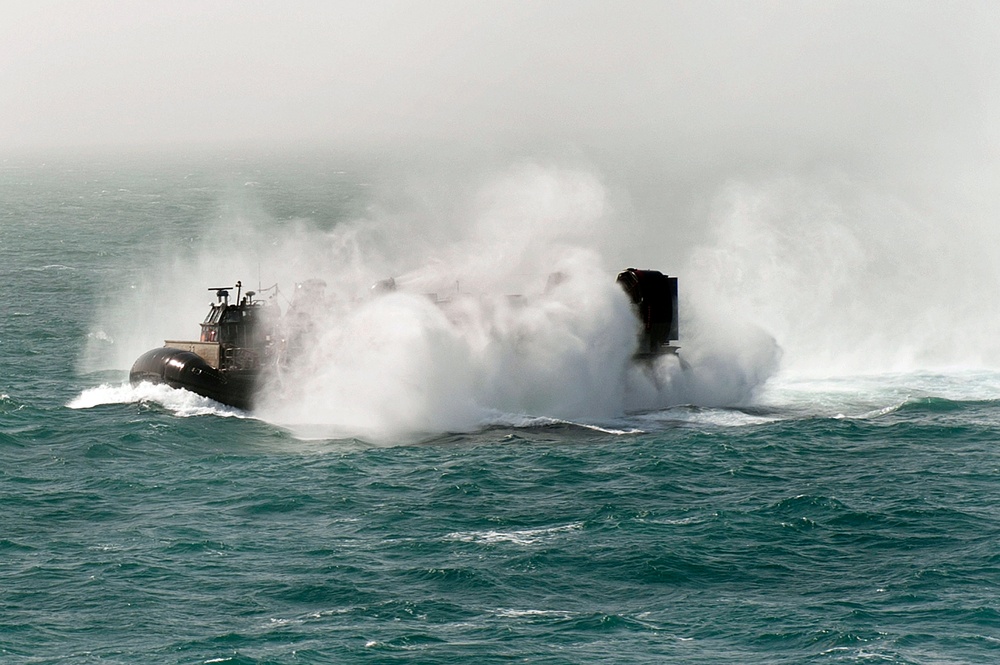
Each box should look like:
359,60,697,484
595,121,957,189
2,153,998,664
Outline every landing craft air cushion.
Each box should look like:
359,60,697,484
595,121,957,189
129,269,679,410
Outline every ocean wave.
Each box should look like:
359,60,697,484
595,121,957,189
493,608,574,619
630,405,783,428
22,264,76,271
0,393,24,413
478,411,644,435
891,395,1000,415
444,522,584,546
482,405,782,437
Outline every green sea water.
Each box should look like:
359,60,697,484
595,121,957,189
2,153,999,664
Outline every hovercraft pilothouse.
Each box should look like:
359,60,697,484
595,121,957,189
129,282,279,410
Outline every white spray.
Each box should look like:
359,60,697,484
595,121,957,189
85,162,783,440
687,174,1000,377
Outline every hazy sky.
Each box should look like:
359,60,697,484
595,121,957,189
2,0,998,166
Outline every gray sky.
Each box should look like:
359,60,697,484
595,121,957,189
2,0,998,166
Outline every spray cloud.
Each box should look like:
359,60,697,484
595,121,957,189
88,161,782,440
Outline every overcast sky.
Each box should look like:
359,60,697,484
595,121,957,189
1,0,998,170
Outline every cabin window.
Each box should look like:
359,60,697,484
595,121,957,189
222,309,243,323
203,306,223,325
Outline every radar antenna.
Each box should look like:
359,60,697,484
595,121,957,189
208,286,234,305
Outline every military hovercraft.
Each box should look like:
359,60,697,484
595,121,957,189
129,269,679,410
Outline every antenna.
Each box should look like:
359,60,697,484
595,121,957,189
209,286,233,305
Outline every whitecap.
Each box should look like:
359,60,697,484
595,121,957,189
494,608,573,619
445,522,583,546
86,330,114,343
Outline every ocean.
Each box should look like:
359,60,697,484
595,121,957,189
1,152,998,664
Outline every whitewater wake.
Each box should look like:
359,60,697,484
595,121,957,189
68,382,248,418
757,369,1000,420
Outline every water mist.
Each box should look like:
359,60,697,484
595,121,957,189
88,162,785,440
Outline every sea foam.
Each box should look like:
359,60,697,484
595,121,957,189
68,382,247,418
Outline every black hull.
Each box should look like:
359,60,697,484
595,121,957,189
129,347,258,410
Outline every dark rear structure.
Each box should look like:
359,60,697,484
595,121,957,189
616,268,679,358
